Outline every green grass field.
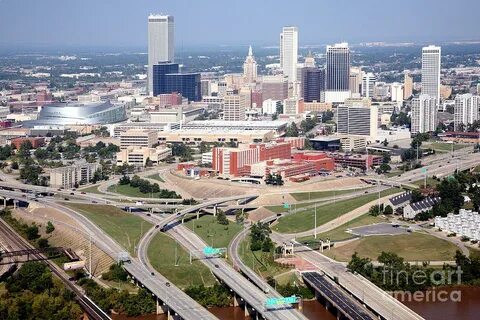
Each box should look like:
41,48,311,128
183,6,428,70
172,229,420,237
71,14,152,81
78,185,104,194
273,188,400,234
468,247,480,259
107,184,161,198
146,174,165,183
265,201,327,214
298,213,384,242
238,238,291,279
324,232,460,262
64,203,151,256
290,188,367,201
184,215,243,249
147,232,216,289
425,142,468,153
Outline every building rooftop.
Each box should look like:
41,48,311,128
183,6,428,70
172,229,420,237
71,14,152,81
389,191,412,206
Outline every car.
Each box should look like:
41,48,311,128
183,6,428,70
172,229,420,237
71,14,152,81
155,225,160,228
397,175,401,177
146,213,151,217
214,264,220,268
33,199,38,202
165,282,171,287
57,188,62,191
91,200,98,204
70,192,74,195
364,191,369,194
81,192,86,194
64,197,70,201
151,272,155,276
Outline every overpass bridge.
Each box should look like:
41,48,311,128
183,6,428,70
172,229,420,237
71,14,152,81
302,272,376,320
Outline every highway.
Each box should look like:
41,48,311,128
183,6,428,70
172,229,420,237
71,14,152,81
0,189,218,320
302,272,374,320
271,233,424,320
0,217,111,320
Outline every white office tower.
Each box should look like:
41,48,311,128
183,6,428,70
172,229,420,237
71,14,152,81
148,14,175,95
337,104,378,140
411,94,437,133
349,67,362,95
390,83,404,103
361,72,376,98
243,46,258,84
280,26,299,83
325,43,351,103
223,94,246,121
421,45,441,106
454,94,480,131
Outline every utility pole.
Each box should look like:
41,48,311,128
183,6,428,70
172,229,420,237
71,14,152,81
314,203,317,239
89,233,92,278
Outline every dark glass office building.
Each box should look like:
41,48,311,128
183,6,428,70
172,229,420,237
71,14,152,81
153,62,201,102
325,44,350,91
302,67,325,102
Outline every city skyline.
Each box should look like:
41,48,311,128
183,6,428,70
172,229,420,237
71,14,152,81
1,0,480,49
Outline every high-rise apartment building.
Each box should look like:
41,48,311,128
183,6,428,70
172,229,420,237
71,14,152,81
325,43,351,103
223,94,246,121
243,46,258,84
280,26,298,83
361,72,376,99
302,67,325,102
148,15,174,96
411,94,437,133
454,94,480,131
421,45,441,105
336,104,378,139
404,73,413,99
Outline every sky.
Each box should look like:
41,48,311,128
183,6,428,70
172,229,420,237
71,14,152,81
0,0,479,49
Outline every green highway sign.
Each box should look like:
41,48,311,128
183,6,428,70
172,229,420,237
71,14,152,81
265,295,298,308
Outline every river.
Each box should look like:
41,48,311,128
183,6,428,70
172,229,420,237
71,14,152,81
112,286,480,320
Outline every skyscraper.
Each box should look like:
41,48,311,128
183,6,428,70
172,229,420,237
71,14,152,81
454,94,480,131
148,14,175,96
152,62,201,102
411,94,437,133
243,46,258,84
325,43,351,103
421,45,441,105
361,72,376,99
337,104,378,139
280,26,298,83
349,67,362,95
403,73,413,99
302,67,325,103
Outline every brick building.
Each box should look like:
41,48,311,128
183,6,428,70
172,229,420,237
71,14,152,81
11,137,45,149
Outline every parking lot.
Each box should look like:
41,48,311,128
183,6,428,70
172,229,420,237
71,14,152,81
349,223,409,236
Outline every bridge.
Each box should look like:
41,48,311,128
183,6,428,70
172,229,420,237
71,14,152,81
0,247,67,265
302,272,376,320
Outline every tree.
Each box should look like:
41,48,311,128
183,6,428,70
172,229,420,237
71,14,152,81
285,122,299,137
383,205,393,215
216,210,229,225
6,262,53,294
411,189,424,203
119,175,130,185
45,221,55,234
26,225,40,240
37,238,50,248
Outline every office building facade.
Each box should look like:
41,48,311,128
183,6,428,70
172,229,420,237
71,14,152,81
325,43,351,103
152,63,201,101
361,72,376,99
302,67,325,103
404,73,413,99
148,15,174,95
421,46,441,105
243,46,258,83
223,94,246,121
336,104,378,139
280,26,298,83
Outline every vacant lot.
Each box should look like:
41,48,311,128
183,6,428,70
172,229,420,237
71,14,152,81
425,142,469,153
273,188,399,234
324,232,460,262
107,184,157,198
64,203,151,256
147,232,216,289
184,215,243,249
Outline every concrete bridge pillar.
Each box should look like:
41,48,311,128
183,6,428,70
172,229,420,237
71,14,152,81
13,200,17,209
2,197,6,209
156,298,165,315
196,211,200,220
213,205,217,217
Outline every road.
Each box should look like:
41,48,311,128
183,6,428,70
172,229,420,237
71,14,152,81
271,233,424,320
0,189,218,320
302,272,374,320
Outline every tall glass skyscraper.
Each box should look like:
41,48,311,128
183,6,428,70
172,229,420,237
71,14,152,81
148,15,175,96
421,45,441,106
302,67,325,102
153,63,201,102
325,43,351,103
